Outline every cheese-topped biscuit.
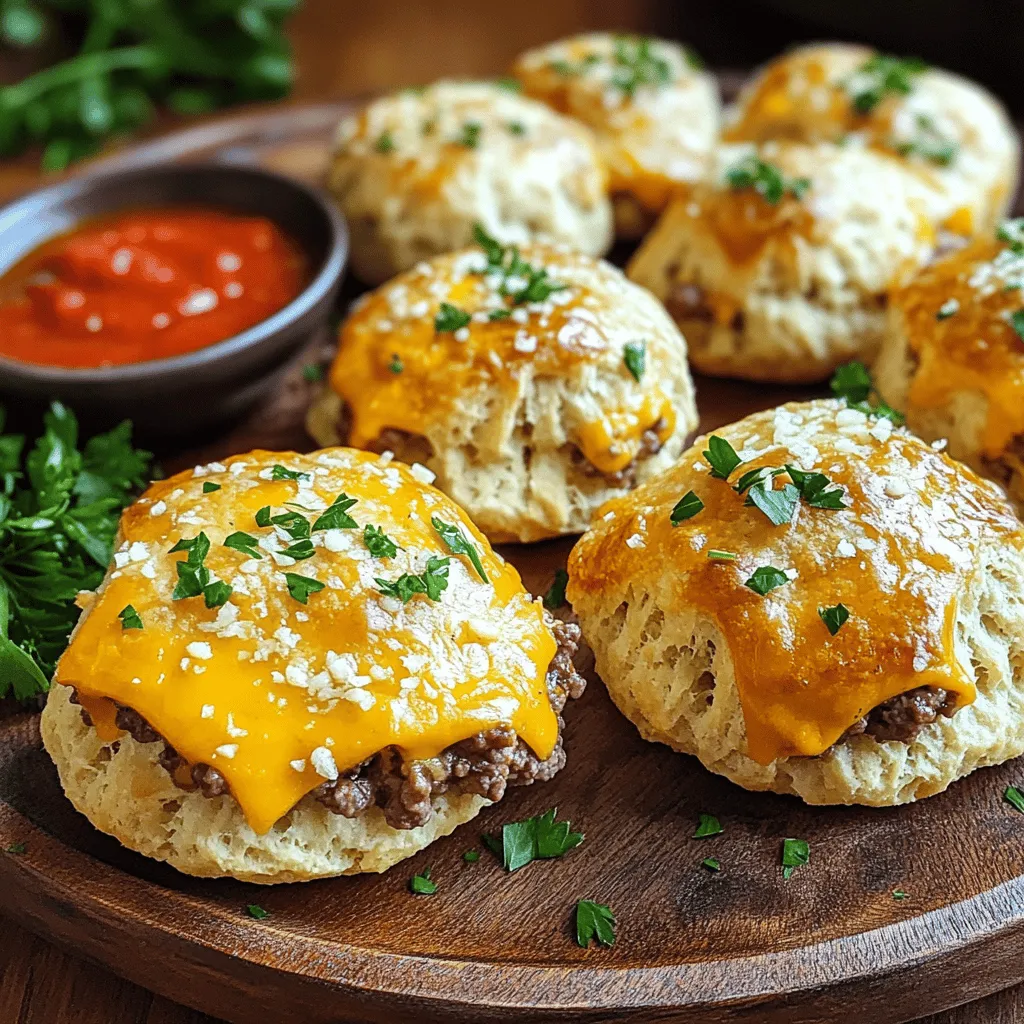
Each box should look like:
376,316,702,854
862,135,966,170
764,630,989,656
876,219,1024,507
327,80,613,285
628,140,955,383
42,448,585,882
568,399,1024,805
512,32,720,238
307,233,698,542
725,43,1019,236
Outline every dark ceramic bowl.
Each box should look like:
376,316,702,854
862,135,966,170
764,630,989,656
0,162,348,435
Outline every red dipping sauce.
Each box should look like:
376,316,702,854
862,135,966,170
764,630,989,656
0,207,307,368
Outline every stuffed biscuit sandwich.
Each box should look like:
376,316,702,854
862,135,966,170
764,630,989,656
42,448,584,882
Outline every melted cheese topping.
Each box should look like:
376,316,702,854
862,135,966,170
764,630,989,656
55,448,557,834
513,33,715,214
569,400,1020,763
895,236,1024,457
330,244,675,474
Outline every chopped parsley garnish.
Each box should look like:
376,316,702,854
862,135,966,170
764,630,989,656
374,130,395,154
270,465,309,482
892,888,909,900
434,302,472,334
670,490,704,525
431,516,488,583
936,298,960,320
311,493,358,532
280,539,315,561
829,360,905,424
693,813,723,838
168,532,219,603
494,76,522,92
0,402,151,698
472,223,566,307
256,507,310,539
202,580,233,609
623,341,646,382
819,603,850,636
224,531,262,559
506,120,526,136
745,566,790,596
409,868,438,895
543,568,569,609
1010,310,1024,342
246,904,270,920
895,113,957,166
463,850,481,863
746,480,799,526
284,572,325,604
702,857,721,872
575,900,616,948
785,464,847,510
488,308,512,320
724,154,810,205
458,120,482,148
781,837,810,879
702,435,743,480
846,53,926,115
5,841,26,854
302,363,325,382
549,52,600,77
375,556,450,603
117,604,143,630
363,523,398,559
202,481,221,493
1004,784,1024,813
611,35,672,97
707,549,737,561
997,218,1024,253
483,807,583,872
388,354,404,374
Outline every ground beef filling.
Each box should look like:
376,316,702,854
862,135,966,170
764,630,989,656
842,685,958,744
72,617,586,831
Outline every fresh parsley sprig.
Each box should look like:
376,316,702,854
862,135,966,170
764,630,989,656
472,224,566,308
830,361,905,424
724,154,810,205
375,557,450,604
431,516,488,583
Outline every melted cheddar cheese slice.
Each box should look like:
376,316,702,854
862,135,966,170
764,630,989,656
569,400,1021,763
330,243,676,476
894,235,1024,458
55,448,557,834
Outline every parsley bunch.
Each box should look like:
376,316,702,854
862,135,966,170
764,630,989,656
0,402,151,698
0,0,299,171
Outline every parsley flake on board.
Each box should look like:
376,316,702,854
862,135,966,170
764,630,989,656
703,857,721,872
117,604,143,630
724,154,810,205
702,435,743,480
745,566,790,596
223,531,262,559
819,603,850,636
284,573,325,605
829,361,905,424
543,568,569,609
270,465,309,482
694,813,723,838
375,557,450,603
202,481,221,493
434,302,472,334
431,516,488,582
623,341,646,382
670,490,704,525
246,904,270,920
463,850,481,863
5,842,26,854
611,35,672,97
483,807,583,872
781,837,810,879
846,53,926,115
0,402,151,698
575,900,616,948
1004,785,1024,813
363,524,398,559
311,493,358,532
409,868,438,895
892,888,910,900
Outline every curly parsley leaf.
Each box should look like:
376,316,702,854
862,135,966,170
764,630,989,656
484,807,584,872
575,899,616,948
431,516,488,583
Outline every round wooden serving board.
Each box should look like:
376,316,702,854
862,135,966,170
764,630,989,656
3,100,1024,1024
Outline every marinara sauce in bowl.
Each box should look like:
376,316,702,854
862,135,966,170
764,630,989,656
0,163,347,433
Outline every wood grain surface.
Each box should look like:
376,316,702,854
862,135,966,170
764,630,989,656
2,86,1024,1024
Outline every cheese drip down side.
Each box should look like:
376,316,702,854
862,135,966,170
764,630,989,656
330,243,676,475
55,448,558,834
895,236,1024,458
568,401,1022,763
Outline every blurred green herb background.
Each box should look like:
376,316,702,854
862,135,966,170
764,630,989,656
0,0,300,171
